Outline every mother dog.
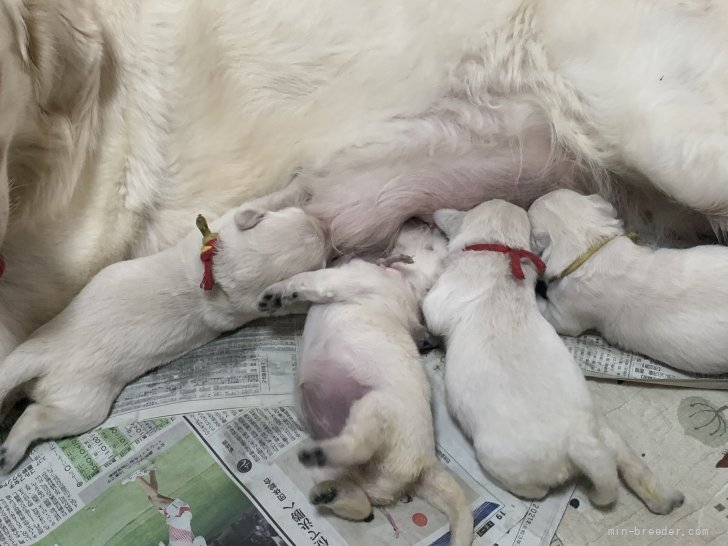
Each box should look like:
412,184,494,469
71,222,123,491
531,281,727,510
1,0,727,357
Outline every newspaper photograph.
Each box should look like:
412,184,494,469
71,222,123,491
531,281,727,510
1,318,725,545
0,401,566,546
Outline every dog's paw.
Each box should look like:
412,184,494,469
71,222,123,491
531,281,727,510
647,489,685,515
258,284,300,313
0,445,16,477
258,289,283,312
298,444,326,467
310,481,338,505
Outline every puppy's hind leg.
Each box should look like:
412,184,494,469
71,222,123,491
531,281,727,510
298,392,388,468
0,401,108,475
599,424,685,515
309,478,374,522
566,434,619,507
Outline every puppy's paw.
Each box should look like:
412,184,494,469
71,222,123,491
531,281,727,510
258,284,300,313
258,288,283,313
0,445,17,477
310,481,338,505
647,489,685,515
298,443,326,467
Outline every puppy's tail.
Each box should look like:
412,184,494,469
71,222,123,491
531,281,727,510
416,463,474,546
598,422,685,515
566,433,619,508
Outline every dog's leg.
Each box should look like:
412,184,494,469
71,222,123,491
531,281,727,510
309,479,374,522
0,401,109,475
566,434,619,507
599,424,685,515
297,392,388,468
359,472,409,507
259,269,372,312
507,484,550,500
244,179,312,212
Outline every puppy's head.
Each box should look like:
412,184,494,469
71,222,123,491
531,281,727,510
434,199,532,250
388,219,448,297
527,189,624,264
214,206,329,305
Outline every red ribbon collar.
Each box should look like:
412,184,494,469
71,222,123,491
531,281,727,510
463,243,545,280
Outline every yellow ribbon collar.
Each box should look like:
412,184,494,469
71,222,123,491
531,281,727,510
550,232,638,283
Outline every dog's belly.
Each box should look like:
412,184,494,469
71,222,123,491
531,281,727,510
298,368,371,440
119,0,526,255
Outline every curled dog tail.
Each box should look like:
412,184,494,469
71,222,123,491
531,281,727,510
416,463,474,546
598,422,685,515
567,433,620,507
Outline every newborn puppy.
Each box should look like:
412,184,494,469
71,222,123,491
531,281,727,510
0,185,328,474
529,189,728,375
423,200,683,514
259,221,473,546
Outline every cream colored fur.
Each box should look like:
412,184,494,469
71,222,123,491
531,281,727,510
423,200,684,515
259,222,473,545
0,185,329,473
529,189,728,374
1,0,728,357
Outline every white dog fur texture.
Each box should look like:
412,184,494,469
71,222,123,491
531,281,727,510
1,0,727,357
422,200,684,514
0,185,328,474
258,221,474,545
528,189,728,375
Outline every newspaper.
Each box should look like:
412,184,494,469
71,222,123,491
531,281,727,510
563,334,728,389
0,396,566,545
1,318,725,545
104,318,727,431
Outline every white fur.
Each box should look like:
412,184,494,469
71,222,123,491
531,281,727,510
1,1,728,356
529,189,728,374
259,222,473,545
0,186,329,473
423,199,684,514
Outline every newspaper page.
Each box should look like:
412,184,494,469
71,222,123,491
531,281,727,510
2,320,725,545
563,334,728,389
102,317,308,428
0,402,565,546
105,320,727,431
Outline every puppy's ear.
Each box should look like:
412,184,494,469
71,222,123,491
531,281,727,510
235,209,265,231
433,209,465,238
586,194,618,219
531,231,551,254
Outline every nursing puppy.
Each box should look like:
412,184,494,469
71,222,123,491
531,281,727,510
259,221,473,545
0,186,328,474
423,200,683,514
529,189,728,375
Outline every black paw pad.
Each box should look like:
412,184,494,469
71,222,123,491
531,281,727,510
311,488,337,505
298,447,326,467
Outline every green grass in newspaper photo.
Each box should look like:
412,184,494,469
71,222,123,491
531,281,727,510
36,433,284,546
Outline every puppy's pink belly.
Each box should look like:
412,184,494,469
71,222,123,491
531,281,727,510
299,367,370,440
